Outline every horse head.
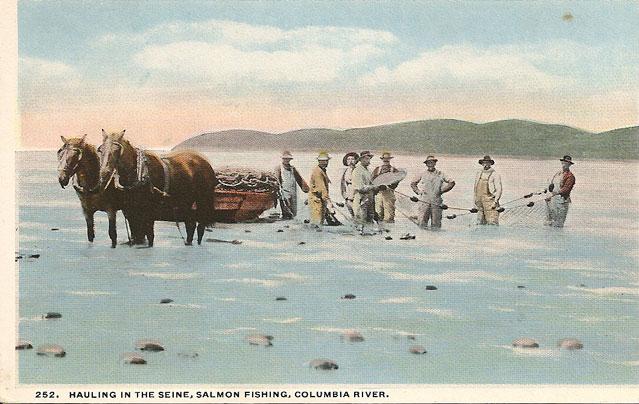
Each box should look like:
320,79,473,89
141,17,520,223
98,129,129,190
57,134,87,188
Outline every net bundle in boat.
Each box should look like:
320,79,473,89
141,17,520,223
215,167,280,193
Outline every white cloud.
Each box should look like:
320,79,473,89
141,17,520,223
101,20,398,84
359,43,572,91
20,57,77,80
134,41,346,83
98,19,397,49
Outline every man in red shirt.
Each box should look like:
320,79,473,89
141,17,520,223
545,155,576,227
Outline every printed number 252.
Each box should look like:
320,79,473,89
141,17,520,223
35,391,58,398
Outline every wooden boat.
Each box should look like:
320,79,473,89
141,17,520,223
213,188,277,223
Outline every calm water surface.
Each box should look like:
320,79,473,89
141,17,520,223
16,150,639,384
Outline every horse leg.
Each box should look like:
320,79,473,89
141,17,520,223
185,219,196,246
196,223,206,245
84,210,95,242
107,209,117,248
146,219,155,247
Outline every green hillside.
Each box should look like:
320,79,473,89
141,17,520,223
173,120,639,159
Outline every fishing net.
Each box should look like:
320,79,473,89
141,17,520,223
498,199,548,227
395,192,550,228
215,167,280,193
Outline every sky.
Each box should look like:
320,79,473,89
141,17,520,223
18,0,639,149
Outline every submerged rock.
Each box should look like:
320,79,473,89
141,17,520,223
309,359,338,370
298,241,306,245
341,330,364,342
246,334,273,347
160,298,173,304
177,352,199,359
558,338,583,350
517,285,526,289
512,338,539,348
122,353,147,365
29,254,40,258
275,297,287,301
385,236,393,240
341,294,356,300
44,312,62,319
424,285,438,291
135,340,165,352
409,345,427,354
51,228,59,231
277,229,284,233
407,335,416,341
15,340,33,350
36,344,66,357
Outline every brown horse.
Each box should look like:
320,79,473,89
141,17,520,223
97,130,217,246
57,135,141,248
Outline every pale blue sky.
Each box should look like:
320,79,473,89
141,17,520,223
18,1,639,147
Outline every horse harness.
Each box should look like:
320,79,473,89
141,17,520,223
112,147,171,198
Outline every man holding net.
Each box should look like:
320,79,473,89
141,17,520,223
545,155,576,227
410,155,455,229
275,151,309,219
474,155,503,225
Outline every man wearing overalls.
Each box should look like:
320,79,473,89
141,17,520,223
473,155,503,225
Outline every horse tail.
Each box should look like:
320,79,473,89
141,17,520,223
195,160,218,226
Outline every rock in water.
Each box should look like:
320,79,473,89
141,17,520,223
36,344,66,357
341,330,364,342
135,340,165,352
424,285,438,291
246,334,273,347
44,312,62,319
517,285,526,289
558,338,583,350
275,297,287,301
512,338,539,348
178,352,199,359
409,345,427,354
341,294,356,300
122,353,147,364
15,340,33,350
385,236,393,240
309,359,338,370
160,298,173,304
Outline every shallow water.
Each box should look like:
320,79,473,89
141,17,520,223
16,150,639,384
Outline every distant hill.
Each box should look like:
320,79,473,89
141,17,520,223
173,119,639,160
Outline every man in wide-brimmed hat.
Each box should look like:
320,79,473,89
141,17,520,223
410,155,455,228
372,151,401,223
274,151,309,219
473,155,503,225
308,151,335,227
340,152,359,216
544,155,576,227
352,150,386,231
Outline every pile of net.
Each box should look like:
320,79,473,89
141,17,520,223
214,167,280,193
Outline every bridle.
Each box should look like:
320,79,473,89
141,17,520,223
98,140,125,190
57,145,83,178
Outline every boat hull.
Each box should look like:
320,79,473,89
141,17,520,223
213,189,276,223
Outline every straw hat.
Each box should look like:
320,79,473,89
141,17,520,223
317,151,331,161
281,151,293,159
423,155,438,164
359,150,374,159
380,151,394,160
